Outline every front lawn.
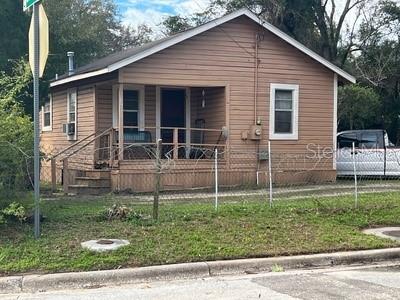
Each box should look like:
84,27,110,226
1,192,400,275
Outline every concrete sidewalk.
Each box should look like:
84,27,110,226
1,247,400,294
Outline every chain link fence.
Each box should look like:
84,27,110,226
2,140,400,219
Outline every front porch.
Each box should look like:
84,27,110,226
96,84,228,165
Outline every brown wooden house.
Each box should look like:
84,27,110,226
40,8,355,194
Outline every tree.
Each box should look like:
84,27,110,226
162,16,193,35
161,11,214,36
338,84,381,131
348,0,400,140
43,0,153,78
0,0,30,71
210,0,367,67
0,60,33,197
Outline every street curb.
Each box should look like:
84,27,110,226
1,247,400,294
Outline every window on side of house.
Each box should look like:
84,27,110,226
67,89,77,140
42,95,52,131
269,84,299,140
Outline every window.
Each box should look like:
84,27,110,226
269,84,299,140
67,89,77,140
123,90,139,128
42,95,52,131
122,87,146,140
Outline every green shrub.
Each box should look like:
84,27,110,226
1,202,27,223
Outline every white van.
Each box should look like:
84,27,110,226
336,130,400,176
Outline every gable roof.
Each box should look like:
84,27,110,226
50,8,356,87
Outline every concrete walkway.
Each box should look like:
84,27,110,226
3,262,400,299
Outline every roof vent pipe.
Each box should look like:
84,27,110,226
67,52,75,76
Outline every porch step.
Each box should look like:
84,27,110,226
68,185,111,196
75,177,111,187
68,169,111,195
84,170,111,179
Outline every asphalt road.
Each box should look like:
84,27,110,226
3,263,400,300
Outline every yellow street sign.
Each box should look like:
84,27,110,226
29,3,49,78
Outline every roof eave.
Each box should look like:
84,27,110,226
50,68,109,87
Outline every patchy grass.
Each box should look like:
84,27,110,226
1,192,400,275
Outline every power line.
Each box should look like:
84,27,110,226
190,0,254,58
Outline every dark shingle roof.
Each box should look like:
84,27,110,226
56,35,178,80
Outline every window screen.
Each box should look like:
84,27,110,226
274,89,293,133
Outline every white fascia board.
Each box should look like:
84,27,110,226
50,68,109,87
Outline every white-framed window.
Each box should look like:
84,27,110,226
42,94,52,132
67,88,77,140
113,84,145,131
269,83,299,140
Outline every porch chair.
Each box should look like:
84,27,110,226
123,130,154,159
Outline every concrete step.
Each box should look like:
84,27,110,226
84,170,111,179
68,185,111,195
75,177,111,187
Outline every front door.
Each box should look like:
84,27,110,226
161,88,186,144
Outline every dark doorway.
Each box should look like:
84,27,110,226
161,89,186,144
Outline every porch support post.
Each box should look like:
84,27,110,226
156,86,161,141
118,84,124,160
109,128,115,167
173,128,178,159
185,87,191,158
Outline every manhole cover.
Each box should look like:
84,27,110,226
81,239,130,252
382,230,400,238
97,239,114,245
363,227,400,242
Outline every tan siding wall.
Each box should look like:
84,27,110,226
96,84,113,132
144,85,157,141
120,16,334,160
40,85,96,182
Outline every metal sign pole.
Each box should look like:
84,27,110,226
33,3,41,238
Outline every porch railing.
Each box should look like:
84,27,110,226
49,127,115,193
119,126,227,160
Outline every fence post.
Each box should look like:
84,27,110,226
214,148,219,212
173,128,178,159
352,142,358,208
268,140,273,208
109,129,114,168
153,139,162,220
51,158,57,193
62,158,69,194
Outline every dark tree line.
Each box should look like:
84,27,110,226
0,0,153,116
